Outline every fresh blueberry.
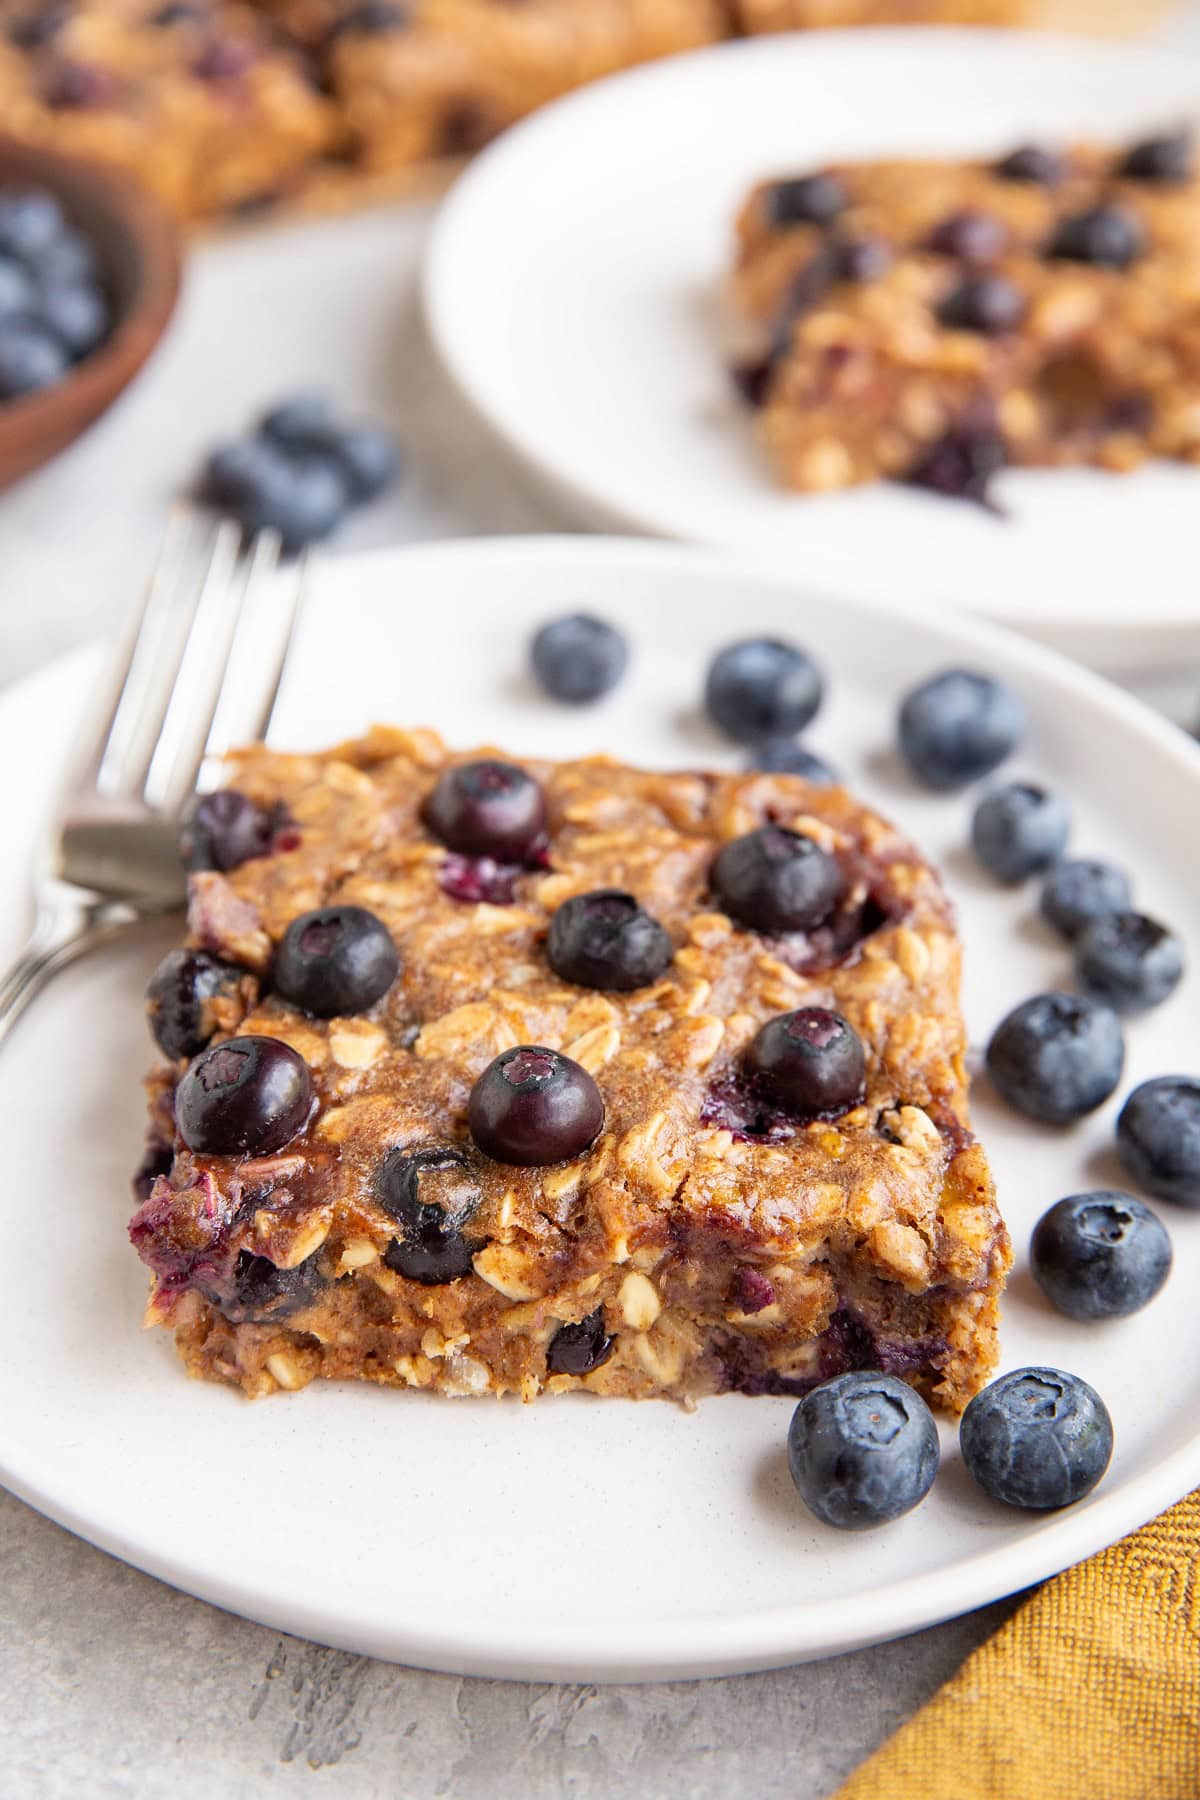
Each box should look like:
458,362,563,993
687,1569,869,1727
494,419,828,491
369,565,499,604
259,392,331,441
37,278,111,357
214,1249,325,1324
959,1367,1113,1509
0,190,65,260
938,274,1026,336
787,1371,940,1530
273,904,398,1018
764,173,848,228
530,613,628,704
378,1146,480,1284
423,760,547,863
7,4,74,48
1117,1077,1200,1208
259,396,399,502
175,1035,313,1157
325,0,410,40
468,1046,604,1166
546,1307,614,1377
1039,858,1132,941
0,319,69,399
1031,1191,1172,1321
148,2,210,24
1074,912,1183,1015
0,255,35,319
834,237,892,283
712,825,843,935
28,224,99,285
970,781,1070,882
898,668,1025,791
745,1007,866,1119
747,740,837,784
180,789,276,873
132,1140,174,1204
146,948,248,1061
995,144,1066,186
906,426,1007,505
203,437,349,552
927,210,1008,262
1048,205,1145,269
547,890,672,992
986,992,1124,1125
1119,131,1193,183
704,639,823,745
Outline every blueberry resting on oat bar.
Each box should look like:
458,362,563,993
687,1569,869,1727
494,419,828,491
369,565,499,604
273,904,399,1017
712,826,843,935
423,759,547,863
146,948,250,1061
131,729,1008,1407
180,789,280,873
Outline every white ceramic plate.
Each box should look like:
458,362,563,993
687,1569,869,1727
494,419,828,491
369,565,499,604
3,537,1200,1683
425,31,1200,674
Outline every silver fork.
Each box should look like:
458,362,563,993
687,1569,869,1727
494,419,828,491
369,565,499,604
0,510,306,1048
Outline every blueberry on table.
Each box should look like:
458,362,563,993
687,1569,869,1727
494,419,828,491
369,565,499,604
897,668,1026,791
787,1371,940,1530
180,789,276,873
175,1035,313,1157
259,394,400,501
1073,912,1183,1015
1048,205,1145,270
959,1367,1113,1510
546,1308,614,1377
764,172,848,228
747,739,837,783
0,319,69,399
378,1146,480,1285
530,613,628,704
712,825,843,936
1119,131,1193,183
273,904,399,1018
1031,1192,1171,1321
203,438,349,553
704,638,824,745
970,781,1070,882
995,144,1066,186
423,759,547,863
146,948,249,1061
937,274,1027,336
986,992,1124,1125
547,890,672,992
1117,1077,1200,1208
746,1007,866,1120
469,1046,604,1166
1039,858,1132,941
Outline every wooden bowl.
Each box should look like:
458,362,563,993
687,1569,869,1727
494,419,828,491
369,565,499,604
0,135,182,492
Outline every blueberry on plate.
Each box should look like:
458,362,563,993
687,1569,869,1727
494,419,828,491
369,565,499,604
897,668,1025,790
747,739,837,784
745,1007,866,1119
764,172,848,228
180,789,276,873
712,825,843,935
175,1035,313,1158
378,1146,480,1285
530,613,628,704
1039,857,1132,940
423,759,547,863
1031,1191,1171,1320
0,318,69,399
787,1371,940,1530
970,781,1070,882
273,904,399,1018
959,1367,1113,1509
547,890,672,992
468,1045,603,1166
1073,911,1184,1015
1117,1077,1200,1208
546,1307,614,1377
704,638,824,745
986,992,1124,1125
146,947,249,1061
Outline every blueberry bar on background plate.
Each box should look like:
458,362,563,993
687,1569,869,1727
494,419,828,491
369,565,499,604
730,131,1200,496
131,728,1009,1408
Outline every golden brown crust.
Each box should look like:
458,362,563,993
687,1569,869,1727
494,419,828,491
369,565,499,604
132,727,1009,1411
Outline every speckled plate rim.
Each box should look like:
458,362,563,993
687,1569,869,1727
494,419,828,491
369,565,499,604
1,536,1199,1683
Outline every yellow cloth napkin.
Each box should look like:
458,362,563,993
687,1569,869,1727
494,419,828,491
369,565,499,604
834,1490,1200,1800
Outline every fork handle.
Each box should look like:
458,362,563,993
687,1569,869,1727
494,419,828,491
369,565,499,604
0,895,137,1050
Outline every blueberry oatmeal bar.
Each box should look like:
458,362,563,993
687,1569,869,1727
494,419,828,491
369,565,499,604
729,131,1200,496
131,728,1009,1408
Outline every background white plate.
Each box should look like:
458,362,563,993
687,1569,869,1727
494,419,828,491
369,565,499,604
425,31,1200,675
3,538,1199,1683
